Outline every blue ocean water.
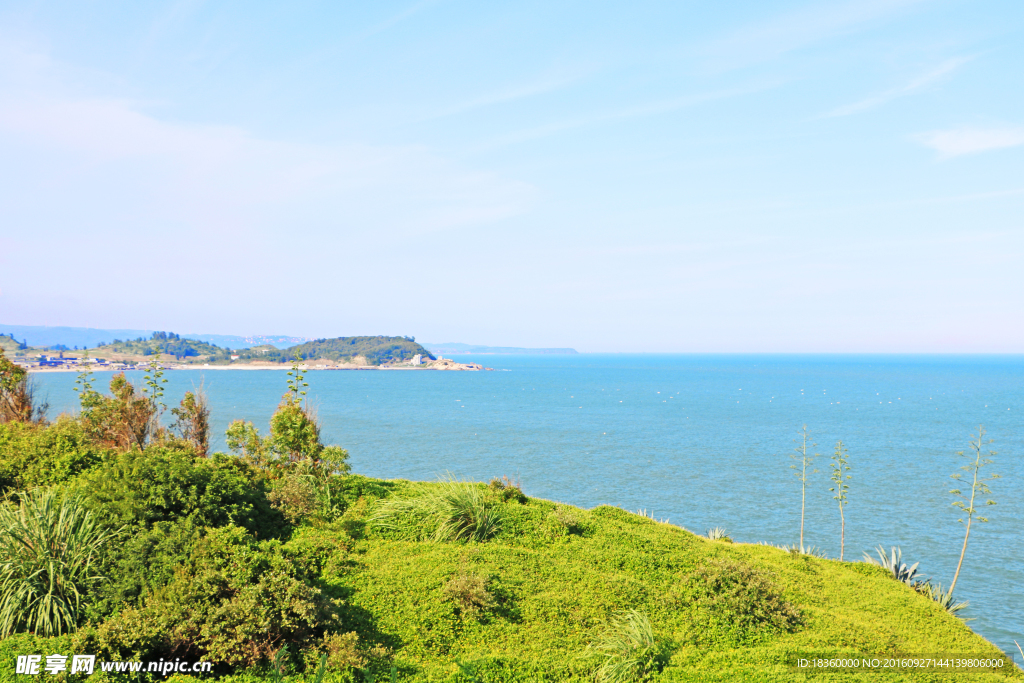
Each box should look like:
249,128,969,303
32,354,1023,657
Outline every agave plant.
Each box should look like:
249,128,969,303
587,609,665,683
779,543,826,558
916,581,970,617
863,545,921,585
705,527,731,541
0,488,117,636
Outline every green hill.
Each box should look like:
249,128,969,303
235,335,435,365
98,332,231,361
0,335,25,356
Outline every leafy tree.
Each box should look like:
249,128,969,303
226,419,272,462
948,426,999,594
79,373,157,451
789,425,818,552
829,440,851,561
0,347,46,424
171,388,211,458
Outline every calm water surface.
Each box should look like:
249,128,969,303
33,354,1024,657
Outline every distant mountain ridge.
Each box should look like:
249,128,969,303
423,343,577,355
0,325,311,350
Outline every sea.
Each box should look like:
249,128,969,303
31,354,1024,658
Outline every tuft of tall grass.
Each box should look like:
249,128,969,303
0,488,117,636
370,476,503,542
586,609,665,683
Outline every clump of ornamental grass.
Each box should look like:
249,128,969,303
585,609,667,683
370,475,503,542
0,488,117,636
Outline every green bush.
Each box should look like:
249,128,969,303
0,488,117,636
442,570,496,618
0,418,105,495
83,518,203,622
672,559,802,644
74,449,285,538
82,525,340,667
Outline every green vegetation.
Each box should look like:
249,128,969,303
370,476,504,542
0,369,1018,681
0,347,46,424
789,425,818,552
101,332,232,362
586,609,668,683
232,335,435,366
0,489,116,637
949,426,999,594
829,440,851,561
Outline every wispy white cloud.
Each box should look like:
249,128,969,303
822,57,970,118
915,126,1024,158
0,39,537,240
422,68,589,120
699,0,930,71
474,80,782,150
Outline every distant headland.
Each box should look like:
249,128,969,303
0,330,488,372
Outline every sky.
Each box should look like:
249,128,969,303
0,0,1022,352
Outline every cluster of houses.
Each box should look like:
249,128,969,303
25,355,155,372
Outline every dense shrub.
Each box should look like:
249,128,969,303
488,475,527,504
78,373,157,451
80,526,340,667
671,560,802,644
83,518,203,622
73,449,285,538
0,347,46,425
442,570,495,617
0,418,105,495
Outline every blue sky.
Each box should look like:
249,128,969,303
0,0,1021,352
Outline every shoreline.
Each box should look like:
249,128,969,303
27,361,489,372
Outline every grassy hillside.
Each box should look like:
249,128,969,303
241,480,1018,682
0,335,24,356
0,470,1016,681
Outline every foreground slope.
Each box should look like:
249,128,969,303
0,457,1016,682
151,475,1012,683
